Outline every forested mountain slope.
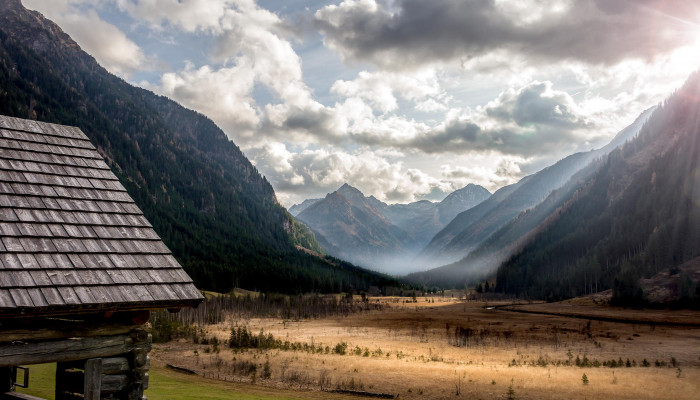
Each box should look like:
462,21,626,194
496,72,700,303
0,0,397,294
418,108,654,269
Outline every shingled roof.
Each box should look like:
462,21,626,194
0,115,203,317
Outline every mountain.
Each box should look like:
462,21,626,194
437,184,494,225
380,184,491,242
408,158,603,287
0,0,399,294
295,183,490,274
417,107,655,269
289,198,321,216
297,184,414,272
495,72,700,305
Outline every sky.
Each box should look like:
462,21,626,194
23,0,700,207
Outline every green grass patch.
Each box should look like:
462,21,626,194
16,363,55,399
16,363,326,400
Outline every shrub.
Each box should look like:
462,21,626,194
507,384,516,399
334,342,348,355
582,373,589,385
262,360,271,379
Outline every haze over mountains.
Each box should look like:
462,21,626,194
294,108,654,277
293,183,490,274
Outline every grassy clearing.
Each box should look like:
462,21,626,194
16,363,355,400
16,297,700,400
152,296,700,400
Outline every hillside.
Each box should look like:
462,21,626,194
0,0,397,294
417,107,655,269
496,72,700,304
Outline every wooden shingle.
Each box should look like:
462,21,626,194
0,116,203,317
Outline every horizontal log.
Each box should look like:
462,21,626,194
59,356,130,374
0,334,133,367
103,357,130,375
166,364,196,375
329,389,396,398
55,371,131,395
0,320,138,344
101,374,129,394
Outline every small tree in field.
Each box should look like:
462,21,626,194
582,373,589,385
507,379,516,399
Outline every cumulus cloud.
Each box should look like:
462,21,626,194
135,0,336,145
27,0,699,207
345,81,597,156
157,62,260,137
24,0,153,78
331,69,444,113
248,144,454,205
314,0,700,70
114,0,232,33
441,156,523,192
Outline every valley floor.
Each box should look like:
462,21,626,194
150,296,700,400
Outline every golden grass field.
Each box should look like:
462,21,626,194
151,296,700,399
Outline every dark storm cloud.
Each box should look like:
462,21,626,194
314,0,700,68
260,105,343,142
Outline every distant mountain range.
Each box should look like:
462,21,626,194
408,107,655,286
295,107,654,279
407,73,700,307
417,107,655,270
293,183,490,274
0,0,398,294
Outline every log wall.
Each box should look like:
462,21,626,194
0,315,151,400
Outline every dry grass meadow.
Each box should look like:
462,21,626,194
151,295,700,399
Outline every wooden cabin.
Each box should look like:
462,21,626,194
0,116,204,399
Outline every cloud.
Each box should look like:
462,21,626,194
440,156,523,192
248,144,453,205
331,69,444,113
114,0,231,33
24,0,153,78
314,0,700,70
137,0,337,145
156,62,260,137
22,0,700,212
344,81,597,156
